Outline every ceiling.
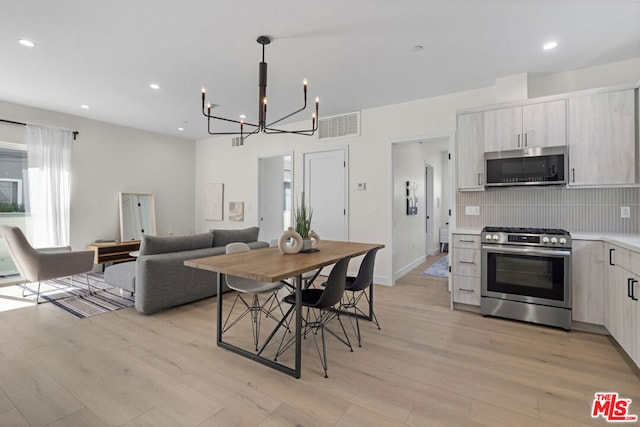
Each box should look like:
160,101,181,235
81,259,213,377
1,0,639,141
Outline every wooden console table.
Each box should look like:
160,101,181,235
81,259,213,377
86,241,140,265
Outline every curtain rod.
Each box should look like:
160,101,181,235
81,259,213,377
0,118,79,140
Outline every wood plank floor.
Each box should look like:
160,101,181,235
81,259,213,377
0,255,639,426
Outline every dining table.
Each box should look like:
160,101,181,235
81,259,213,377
184,239,384,378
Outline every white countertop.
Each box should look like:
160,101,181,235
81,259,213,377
572,233,640,252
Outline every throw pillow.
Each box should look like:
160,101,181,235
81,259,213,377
139,233,214,256
211,227,260,247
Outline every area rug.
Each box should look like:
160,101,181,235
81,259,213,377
22,272,134,318
422,256,449,278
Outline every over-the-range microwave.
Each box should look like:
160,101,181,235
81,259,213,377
484,146,566,187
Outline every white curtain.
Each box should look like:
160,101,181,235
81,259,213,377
26,124,73,247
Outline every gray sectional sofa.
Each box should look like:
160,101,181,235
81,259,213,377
104,227,268,314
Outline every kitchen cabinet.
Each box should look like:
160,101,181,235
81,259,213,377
571,240,605,325
456,112,484,191
483,99,566,152
451,233,481,306
604,243,640,367
568,88,637,186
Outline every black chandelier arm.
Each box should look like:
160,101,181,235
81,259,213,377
263,126,318,135
266,101,307,128
202,107,259,128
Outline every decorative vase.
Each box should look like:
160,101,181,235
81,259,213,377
278,227,303,254
302,238,312,252
309,230,320,248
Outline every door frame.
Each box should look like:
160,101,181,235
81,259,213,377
388,132,455,285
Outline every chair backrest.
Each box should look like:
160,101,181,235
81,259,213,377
348,247,379,292
314,256,350,309
0,225,38,282
226,242,250,254
225,242,251,289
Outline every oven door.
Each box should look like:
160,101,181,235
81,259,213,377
481,244,571,309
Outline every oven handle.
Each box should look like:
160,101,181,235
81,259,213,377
482,245,571,258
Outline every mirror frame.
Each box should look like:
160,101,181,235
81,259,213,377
118,192,157,242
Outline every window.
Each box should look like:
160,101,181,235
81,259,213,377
0,142,28,283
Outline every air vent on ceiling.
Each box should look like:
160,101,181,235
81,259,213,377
318,111,360,140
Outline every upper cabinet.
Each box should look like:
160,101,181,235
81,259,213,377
568,88,637,186
483,99,566,152
456,112,484,191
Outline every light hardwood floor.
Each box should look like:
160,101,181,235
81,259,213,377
0,255,639,426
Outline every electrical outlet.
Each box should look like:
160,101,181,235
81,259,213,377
621,206,631,218
357,182,366,191
465,206,480,216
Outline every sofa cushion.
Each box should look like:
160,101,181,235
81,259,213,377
211,227,260,247
139,233,214,256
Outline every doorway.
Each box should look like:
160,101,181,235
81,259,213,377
389,134,453,284
257,153,292,243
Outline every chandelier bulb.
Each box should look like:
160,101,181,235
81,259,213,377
201,87,206,93
315,96,319,104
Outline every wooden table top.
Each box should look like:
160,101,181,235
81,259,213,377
184,240,384,283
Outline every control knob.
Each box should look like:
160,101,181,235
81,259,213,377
550,237,558,244
485,234,493,240
542,237,550,243
559,237,567,245
492,234,499,241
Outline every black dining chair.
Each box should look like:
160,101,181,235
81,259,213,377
341,247,380,347
275,256,353,378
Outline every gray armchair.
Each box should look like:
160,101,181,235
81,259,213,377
0,225,95,303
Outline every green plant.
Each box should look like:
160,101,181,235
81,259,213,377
294,193,312,238
0,203,25,213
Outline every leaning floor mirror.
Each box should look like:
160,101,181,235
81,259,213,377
119,192,157,242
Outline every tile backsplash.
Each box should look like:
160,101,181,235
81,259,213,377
456,187,640,233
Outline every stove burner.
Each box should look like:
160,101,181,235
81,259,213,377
482,226,570,236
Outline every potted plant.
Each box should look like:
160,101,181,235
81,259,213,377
295,193,313,250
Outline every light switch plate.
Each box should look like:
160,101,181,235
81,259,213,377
621,206,631,218
465,206,480,216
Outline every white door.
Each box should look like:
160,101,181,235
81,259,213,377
304,149,348,241
425,164,434,254
258,155,288,243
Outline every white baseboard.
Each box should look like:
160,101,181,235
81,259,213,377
394,255,426,283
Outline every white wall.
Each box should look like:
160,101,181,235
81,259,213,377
0,100,196,250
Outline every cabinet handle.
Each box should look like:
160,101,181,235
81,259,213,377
524,133,528,147
477,173,482,186
458,288,474,293
459,239,476,243
572,168,576,183
517,134,521,147
459,261,475,265
628,278,633,298
609,248,615,266
632,279,638,301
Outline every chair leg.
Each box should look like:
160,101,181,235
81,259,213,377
35,281,41,304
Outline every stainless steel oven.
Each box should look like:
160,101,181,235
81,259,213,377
481,227,572,330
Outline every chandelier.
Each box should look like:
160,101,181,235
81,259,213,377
201,35,319,140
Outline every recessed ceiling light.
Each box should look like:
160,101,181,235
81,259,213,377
412,45,424,52
18,39,35,48
149,83,160,90
178,127,184,131
80,105,90,109
543,41,558,50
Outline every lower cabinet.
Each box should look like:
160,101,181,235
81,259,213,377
605,243,640,367
571,240,605,324
451,233,481,306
